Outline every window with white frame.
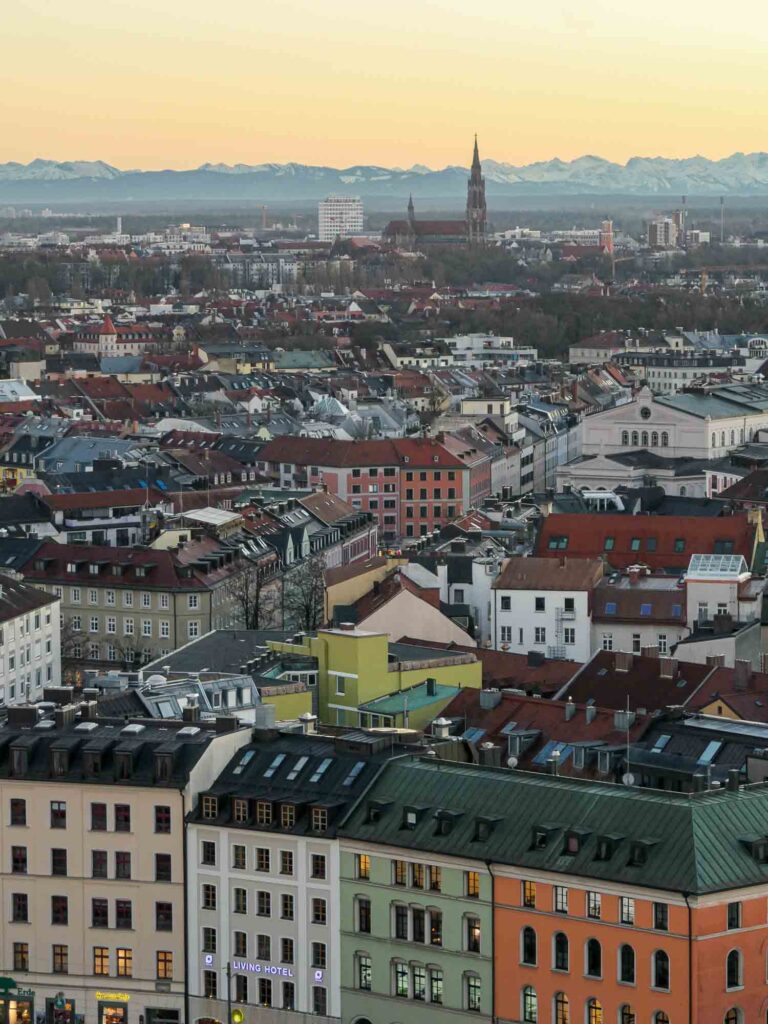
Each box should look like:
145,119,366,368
500,626,512,643
602,633,613,651
534,627,546,644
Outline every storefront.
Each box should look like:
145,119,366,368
0,979,34,1024
95,992,129,1024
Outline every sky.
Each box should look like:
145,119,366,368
3,0,768,170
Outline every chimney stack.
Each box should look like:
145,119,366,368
615,651,633,673
565,699,576,721
659,657,678,680
299,712,318,735
733,659,753,692
641,645,659,659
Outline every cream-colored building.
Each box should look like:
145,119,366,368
0,702,249,1024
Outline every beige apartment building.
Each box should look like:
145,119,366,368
0,700,250,1024
20,540,253,670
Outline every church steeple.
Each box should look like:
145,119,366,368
407,193,415,225
466,135,486,246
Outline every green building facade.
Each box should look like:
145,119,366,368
338,837,493,1024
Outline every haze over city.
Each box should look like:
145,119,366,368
4,0,768,168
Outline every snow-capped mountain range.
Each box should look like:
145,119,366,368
2,153,768,200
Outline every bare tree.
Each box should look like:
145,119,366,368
231,561,281,630
283,555,326,632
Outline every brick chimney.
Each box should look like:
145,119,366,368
733,659,753,692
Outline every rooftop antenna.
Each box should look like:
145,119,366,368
622,694,635,787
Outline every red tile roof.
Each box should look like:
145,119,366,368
493,556,604,592
559,649,713,712
258,436,465,470
20,540,207,590
41,488,167,512
535,512,756,571
396,637,578,694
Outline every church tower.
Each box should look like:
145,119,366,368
407,193,415,226
466,135,487,246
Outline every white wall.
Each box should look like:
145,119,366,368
491,588,590,662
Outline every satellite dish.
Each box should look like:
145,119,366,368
622,772,636,787
507,756,519,769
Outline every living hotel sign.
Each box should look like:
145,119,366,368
231,962,294,977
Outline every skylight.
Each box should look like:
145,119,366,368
696,740,722,766
687,553,747,579
233,750,255,776
309,757,333,783
342,761,365,787
650,734,671,753
263,753,286,778
604,602,617,615
286,756,308,781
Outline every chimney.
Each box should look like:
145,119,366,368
585,705,597,725
479,689,501,710
659,657,678,680
565,699,576,721
54,705,77,729
641,645,659,659
733,659,753,692
432,717,451,740
706,654,726,668
338,622,355,632
615,651,633,673
628,566,640,584
299,712,318,735
182,700,200,722
692,773,706,792
80,700,98,722
727,768,741,792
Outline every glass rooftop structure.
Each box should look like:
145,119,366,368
686,553,748,579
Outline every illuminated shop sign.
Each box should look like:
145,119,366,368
231,963,294,978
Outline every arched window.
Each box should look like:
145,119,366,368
653,950,670,990
730,430,735,446
651,431,659,446
554,932,569,971
620,1006,635,1024
641,431,649,446
654,1014,669,1024
554,992,569,1024
724,1010,740,1024
661,431,669,447
712,432,716,447
587,998,603,1024
586,938,602,978
521,926,537,965
721,431,726,447
522,985,537,1023
619,944,635,984
631,431,639,446
726,949,742,989
680,486,687,496
740,428,744,443
621,431,629,445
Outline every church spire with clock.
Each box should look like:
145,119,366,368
466,135,487,246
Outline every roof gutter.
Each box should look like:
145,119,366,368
486,858,496,1024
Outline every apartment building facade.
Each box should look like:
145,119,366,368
0,577,61,705
257,437,471,542
491,557,603,662
339,755,768,1024
20,541,250,670
0,706,249,1024
186,732,387,1024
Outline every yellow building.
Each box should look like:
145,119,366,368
269,626,482,728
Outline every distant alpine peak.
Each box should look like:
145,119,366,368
3,152,768,197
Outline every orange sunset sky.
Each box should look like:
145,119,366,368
3,0,767,169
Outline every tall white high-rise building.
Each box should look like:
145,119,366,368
318,195,364,242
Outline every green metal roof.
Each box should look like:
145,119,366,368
340,758,768,895
358,682,461,715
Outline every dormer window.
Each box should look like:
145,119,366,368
532,828,549,850
564,833,580,855
311,807,328,832
51,750,69,776
88,563,100,575
201,796,218,819
628,841,648,867
154,753,173,781
115,752,133,780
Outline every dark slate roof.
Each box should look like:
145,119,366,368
189,731,403,837
0,537,44,571
339,756,768,895
0,716,227,787
142,628,296,675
